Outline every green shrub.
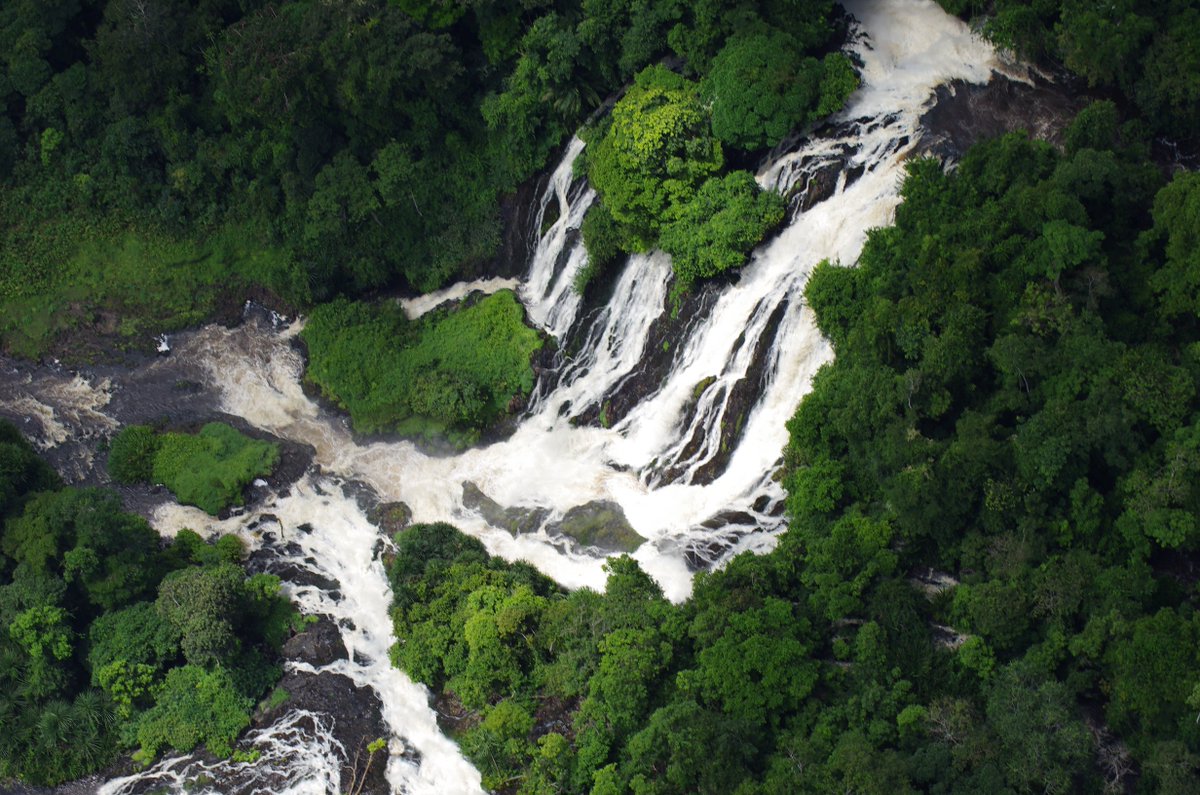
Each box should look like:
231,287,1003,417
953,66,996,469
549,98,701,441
302,291,544,446
703,31,827,151
586,65,723,249
107,425,160,484
660,171,786,297
815,52,861,119
151,424,278,515
576,201,632,292
134,665,253,760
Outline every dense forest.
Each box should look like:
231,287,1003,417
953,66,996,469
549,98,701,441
0,420,298,784
3,0,1200,792
0,0,853,359
385,107,1200,794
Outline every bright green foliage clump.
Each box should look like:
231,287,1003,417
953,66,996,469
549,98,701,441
0,423,293,785
587,66,724,249
134,665,253,760
302,291,543,446
107,425,159,484
660,171,786,295
108,423,278,515
152,424,279,515
583,27,858,298
704,32,843,151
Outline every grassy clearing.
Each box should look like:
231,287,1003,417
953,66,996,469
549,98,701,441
0,206,294,358
108,423,279,514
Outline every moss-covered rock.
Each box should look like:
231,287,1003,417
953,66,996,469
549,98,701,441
546,500,643,553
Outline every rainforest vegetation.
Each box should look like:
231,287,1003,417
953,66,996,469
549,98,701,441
108,422,279,514
0,0,853,359
0,421,297,785
386,107,1200,794
4,0,1200,792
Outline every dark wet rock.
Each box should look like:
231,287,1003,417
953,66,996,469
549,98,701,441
247,548,341,593
341,478,381,516
570,279,723,430
432,690,482,737
247,513,280,531
532,695,579,741
545,500,644,553
690,298,789,485
461,481,551,536
701,510,756,529
369,500,414,536
917,71,1085,160
474,166,551,281
256,670,390,795
789,157,844,215
282,616,348,668
679,535,739,572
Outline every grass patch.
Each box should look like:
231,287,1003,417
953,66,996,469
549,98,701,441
302,291,544,447
152,424,279,515
109,423,278,514
261,686,290,711
0,204,296,358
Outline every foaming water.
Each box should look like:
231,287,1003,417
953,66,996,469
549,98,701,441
104,478,484,795
401,277,520,320
183,0,1004,600
100,709,345,795
0,2,1010,792
0,371,117,448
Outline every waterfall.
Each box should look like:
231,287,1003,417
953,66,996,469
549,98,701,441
181,0,1008,599
0,1,1018,792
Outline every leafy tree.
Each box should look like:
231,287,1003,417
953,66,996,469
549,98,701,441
155,563,244,667
87,600,180,681
0,420,59,517
659,170,785,294
677,598,818,728
9,604,73,697
586,65,723,248
134,664,253,759
985,663,1094,794
703,31,826,151
460,699,536,791
3,488,167,611
1148,171,1200,320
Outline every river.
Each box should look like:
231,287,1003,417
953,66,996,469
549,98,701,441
0,1,1048,792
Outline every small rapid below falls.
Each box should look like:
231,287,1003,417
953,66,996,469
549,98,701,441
98,480,484,795
0,2,1031,793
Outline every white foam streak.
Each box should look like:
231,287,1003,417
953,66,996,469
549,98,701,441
400,278,520,320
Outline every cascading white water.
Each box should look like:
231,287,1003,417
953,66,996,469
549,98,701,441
99,479,484,795
179,0,1009,600
0,2,1017,793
